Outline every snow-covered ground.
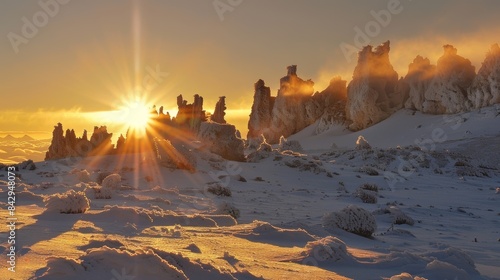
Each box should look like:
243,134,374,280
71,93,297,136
1,106,500,279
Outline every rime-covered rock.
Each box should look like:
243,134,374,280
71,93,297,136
45,123,67,160
45,124,111,160
116,134,125,152
314,76,348,134
422,45,475,114
248,79,275,139
198,122,245,161
266,65,322,143
404,56,437,111
211,96,227,124
176,94,206,131
468,44,500,108
89,126,113,154
355,135,371,150
278,136,303,152
346,41,405,131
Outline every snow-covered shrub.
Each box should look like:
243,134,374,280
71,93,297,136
95,171,112,184
44,190,90,214
359,166,379,176
361,183,379,192
92,186,112,199
392,208,415,226
77,169,91,183
216,202,240,219
387,273,426,280
278,136,303,152
206,184,232,197
301,236,353,263
355,136,371,150
354,188,378,204
322,205,377,237
101,173,121,189
374,206,415,226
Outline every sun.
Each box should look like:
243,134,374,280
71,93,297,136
118,100,151,132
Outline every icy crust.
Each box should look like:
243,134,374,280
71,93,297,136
36,246,262,280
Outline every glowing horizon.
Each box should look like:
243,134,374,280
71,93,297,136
2,1,500,140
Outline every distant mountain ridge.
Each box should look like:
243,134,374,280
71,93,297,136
0,134,35,141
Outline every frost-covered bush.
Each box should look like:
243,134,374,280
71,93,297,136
355,136,371,150
361,183,379,192
278,136,303,152
92,186,112,199
77,169,91,183
374,206,415,226
216,202,240,219
359,166,379,176
101,173,121,189
206,184,232,197
301,236,353,263
388,273,427,280
44,190,90,214
354,188,378,204
323,205,377,237
95,171,112,184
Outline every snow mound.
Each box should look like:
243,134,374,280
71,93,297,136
376,246,479,279
299,236,354,265
387,272,427,280
323,205,377,237
89,206,230,229
92,186,112,199
44,190,90,214
101,173,121,189
76,169,91,183
234,221,316,247
35,246,187,280
215,202,240,219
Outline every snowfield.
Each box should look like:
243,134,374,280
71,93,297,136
1,106,500,279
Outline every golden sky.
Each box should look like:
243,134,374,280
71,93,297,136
1,0,500,139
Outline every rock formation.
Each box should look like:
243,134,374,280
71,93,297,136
89,126,113,154
468,44,500,109
314,76,348,134
45,123,112,160
46,123,67,160
175,94,206,131
346,41,405,131
266,65,322,143
198,122,245,161
422,45,475,114
404,56,436,111
211,96,227,124
248,66,348,142
248,79,275,139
